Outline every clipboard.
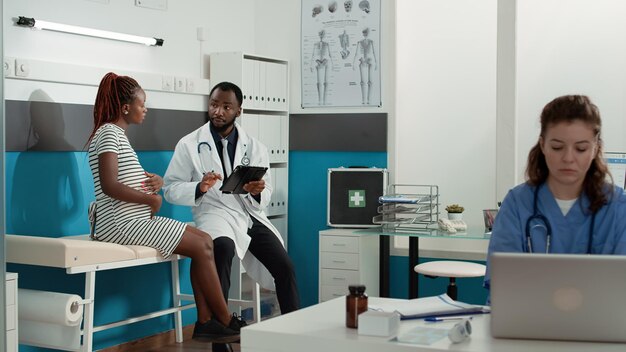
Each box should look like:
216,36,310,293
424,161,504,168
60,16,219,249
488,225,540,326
219,165,268,194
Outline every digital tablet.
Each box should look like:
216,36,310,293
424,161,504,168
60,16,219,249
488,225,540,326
220,165,268,194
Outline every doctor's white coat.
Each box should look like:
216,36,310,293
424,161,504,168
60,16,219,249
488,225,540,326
163,122,282,290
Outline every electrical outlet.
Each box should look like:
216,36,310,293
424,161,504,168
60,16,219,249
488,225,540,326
15,59,30,77
186,78,195,93
135,0,167,10
174,77,185,92
162,76,173,91
4,57,15,77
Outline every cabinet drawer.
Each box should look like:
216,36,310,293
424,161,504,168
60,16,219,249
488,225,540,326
7,329,17,352
320,235,359,253
320,269,360,286
6,279,15,306
320,252,359,270
320,285,349,302
6,304,16,331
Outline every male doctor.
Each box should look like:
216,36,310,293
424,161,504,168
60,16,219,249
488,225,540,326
163,82,299,349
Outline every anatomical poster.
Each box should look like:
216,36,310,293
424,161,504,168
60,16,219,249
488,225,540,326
301,0,381,108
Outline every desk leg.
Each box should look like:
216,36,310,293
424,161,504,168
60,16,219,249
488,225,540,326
409,236,419,299
379,236,390,297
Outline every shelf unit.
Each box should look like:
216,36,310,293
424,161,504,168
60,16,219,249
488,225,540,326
210,52,289,222
210,52,290,312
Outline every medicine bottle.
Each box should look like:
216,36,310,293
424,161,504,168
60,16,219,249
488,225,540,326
346,284,368,328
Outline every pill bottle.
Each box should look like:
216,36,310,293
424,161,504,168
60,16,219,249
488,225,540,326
346,284,368,328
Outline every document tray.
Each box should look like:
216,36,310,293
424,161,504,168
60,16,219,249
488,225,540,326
220,165,268,194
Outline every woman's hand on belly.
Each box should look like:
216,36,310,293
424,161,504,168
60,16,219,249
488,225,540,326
148,194,162,218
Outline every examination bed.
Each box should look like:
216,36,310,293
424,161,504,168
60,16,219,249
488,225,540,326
6,234,200,352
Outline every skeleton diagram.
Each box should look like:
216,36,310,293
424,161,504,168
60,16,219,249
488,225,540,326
339,30,350,59
310,29,334,105
352,27,377,104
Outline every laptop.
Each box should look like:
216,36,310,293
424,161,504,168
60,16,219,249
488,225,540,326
490,252,626,342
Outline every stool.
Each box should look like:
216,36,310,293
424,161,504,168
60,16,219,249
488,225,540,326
413,261,486,301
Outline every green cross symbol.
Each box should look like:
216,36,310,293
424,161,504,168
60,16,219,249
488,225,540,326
349,190,366,208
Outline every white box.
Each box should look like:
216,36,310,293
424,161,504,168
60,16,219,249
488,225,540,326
357,310,400,337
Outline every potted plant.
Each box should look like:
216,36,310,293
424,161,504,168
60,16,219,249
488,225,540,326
446,204,465,220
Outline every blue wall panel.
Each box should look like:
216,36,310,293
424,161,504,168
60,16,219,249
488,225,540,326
288,151,387,307
5,151,196,351
6,152,92,236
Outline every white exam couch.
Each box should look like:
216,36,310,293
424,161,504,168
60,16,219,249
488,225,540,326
6,234,195,352
6,233,261,352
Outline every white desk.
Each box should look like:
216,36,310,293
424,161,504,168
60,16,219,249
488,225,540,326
319,229,489,300
241,297,625,352
321,228,490,261
322,228,490,298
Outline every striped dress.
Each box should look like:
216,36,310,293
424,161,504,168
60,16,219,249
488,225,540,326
88,123,185,258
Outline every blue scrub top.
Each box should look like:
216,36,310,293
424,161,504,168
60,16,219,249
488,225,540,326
484,182,626,290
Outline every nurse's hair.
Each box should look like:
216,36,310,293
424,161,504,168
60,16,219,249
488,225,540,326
526,94,611,213
209,81,243,107
87,72,143,145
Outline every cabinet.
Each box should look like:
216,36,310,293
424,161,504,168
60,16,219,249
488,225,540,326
319,229,379,302
6,273,18,352
210,52,289,220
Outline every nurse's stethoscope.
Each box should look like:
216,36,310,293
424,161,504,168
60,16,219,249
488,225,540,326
525,184,595,253
196,131,250,174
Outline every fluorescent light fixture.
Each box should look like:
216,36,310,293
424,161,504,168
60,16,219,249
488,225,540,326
16,16,164,46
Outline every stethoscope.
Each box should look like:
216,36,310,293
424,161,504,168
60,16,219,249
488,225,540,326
525,184,595,253
196,131,250,174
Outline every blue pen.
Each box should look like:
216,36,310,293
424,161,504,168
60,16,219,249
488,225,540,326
425,316,473,323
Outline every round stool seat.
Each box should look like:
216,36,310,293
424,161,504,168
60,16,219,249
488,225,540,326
414,261,486,278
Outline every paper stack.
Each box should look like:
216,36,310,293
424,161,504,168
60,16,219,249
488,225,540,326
368,294,489,320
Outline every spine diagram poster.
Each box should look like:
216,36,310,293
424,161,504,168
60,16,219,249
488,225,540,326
301,0,381,108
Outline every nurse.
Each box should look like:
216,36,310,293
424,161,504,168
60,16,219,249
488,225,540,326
484,95,626,291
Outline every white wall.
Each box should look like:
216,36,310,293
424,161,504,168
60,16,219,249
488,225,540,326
4,0,257,109
395,0,498,227
515,0,626,183
395,0,626,229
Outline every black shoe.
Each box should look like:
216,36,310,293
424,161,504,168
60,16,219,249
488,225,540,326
211,343,234,352
228,313,248,332
192,319,239,343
